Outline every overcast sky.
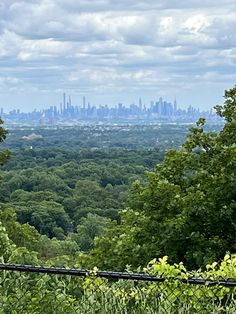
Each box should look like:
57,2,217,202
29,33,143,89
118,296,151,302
1,0,236,111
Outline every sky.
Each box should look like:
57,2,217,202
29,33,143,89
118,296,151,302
1,0,236,111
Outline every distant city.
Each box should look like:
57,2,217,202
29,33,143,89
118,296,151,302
0,93,222,125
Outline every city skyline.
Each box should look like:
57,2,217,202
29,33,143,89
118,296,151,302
1,92,204,114
0,91,228,114
1,93,220,125
1,1,236,111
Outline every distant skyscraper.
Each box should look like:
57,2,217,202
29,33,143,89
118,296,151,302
69,96,72,107
139,97,142,110
63,92,66,111
174,98,177,113
83,96,86,109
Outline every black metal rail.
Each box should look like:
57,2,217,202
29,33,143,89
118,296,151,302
0,263,236,287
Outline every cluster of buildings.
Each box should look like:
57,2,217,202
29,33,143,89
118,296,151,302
0,94,220,125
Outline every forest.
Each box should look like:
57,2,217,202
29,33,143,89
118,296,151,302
0,123,185,264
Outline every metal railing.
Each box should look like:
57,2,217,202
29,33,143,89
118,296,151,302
0,263,236,313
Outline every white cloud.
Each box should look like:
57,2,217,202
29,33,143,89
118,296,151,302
0,0,236,110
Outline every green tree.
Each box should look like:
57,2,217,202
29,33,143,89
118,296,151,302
0,118,10,166
91,86,236,270
13,201,71,238
0,222,13,262
74,213,110,251
0,207,41,251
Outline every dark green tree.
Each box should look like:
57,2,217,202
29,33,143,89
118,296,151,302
0,118,10,166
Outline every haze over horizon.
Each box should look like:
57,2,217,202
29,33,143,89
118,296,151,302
1,0,236,111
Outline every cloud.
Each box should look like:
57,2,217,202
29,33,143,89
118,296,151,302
0,0,236,110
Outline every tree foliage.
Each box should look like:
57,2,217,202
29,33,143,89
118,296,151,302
0,118,10,166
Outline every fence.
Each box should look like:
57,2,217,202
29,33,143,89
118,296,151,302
0,263,236,313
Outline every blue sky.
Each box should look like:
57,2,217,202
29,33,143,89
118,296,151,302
1,0,236,111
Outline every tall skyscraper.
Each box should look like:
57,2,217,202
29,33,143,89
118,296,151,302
139,97,142,110
174,98,177,113
63,92,66,111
